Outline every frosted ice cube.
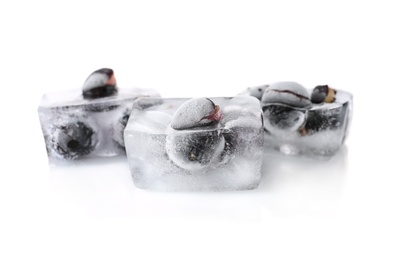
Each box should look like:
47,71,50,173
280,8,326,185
38,68,159,161
39,88,159,160
124,96,264,191
240,82,353,157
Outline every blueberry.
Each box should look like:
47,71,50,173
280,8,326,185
305,102,348,133
262,82,311,108
186,134,220,163
311,85,337,104
50,121,96,159
170,98,222,130
263,105,307,133
82,68,118,99
166,131,225,170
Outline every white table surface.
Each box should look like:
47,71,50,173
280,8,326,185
1,1,395,259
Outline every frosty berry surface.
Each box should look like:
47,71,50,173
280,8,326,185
124,96,264,191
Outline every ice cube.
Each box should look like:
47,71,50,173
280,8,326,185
38,68,159,161
240,82,353,157
263,106,307,133
124,96,264,191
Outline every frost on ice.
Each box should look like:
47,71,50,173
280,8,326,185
240,82,353,157
124,96,264,191
38,68,159,161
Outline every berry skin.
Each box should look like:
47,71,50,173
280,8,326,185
170,98,222,130
82,68,118,99
263,105,307,134
262,82,311,108
311,85,337,104
166,98,226,170
166,130,225,170
50,121,96,159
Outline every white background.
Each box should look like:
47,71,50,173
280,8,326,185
1,0,395,259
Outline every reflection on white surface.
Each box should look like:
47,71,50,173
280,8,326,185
130,189,262,221
49,156,135,218
49,147,347,219
259,147,347,217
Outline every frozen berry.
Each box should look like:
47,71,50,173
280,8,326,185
305,102,348,133
311,85,337,104
166,98,226,170
263,105,307,134
262,82,311,108
171,98,222,130
166,131,225,170
50,121,97,159
82,68,118,99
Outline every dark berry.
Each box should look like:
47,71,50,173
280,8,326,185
51,121,96,159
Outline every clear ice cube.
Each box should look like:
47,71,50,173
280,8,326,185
38,88,159,160
240,83,353,157
124,96,264,191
